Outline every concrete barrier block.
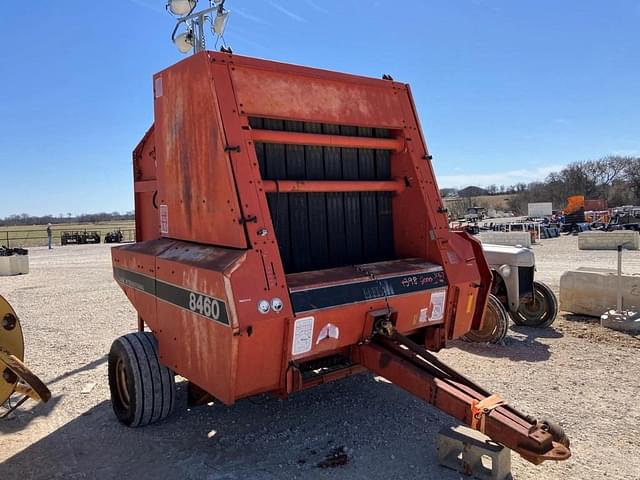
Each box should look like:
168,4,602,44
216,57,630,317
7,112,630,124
578,231,640,250
437,425,511,480
0,255,29,276
560,268,640,317
478,231,532,247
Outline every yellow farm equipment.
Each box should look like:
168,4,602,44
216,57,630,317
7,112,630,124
0,295,50,418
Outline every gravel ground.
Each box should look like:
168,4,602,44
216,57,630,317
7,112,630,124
1,237,639,480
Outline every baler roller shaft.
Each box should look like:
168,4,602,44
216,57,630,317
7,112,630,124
262,179,406,194
250,129,405,152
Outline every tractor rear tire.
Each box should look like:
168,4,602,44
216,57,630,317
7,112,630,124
511,281,558,328
108,332,175,427
462,294,509,344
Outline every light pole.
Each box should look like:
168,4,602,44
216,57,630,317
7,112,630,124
167,0,230,54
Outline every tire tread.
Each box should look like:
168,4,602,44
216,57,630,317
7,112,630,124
108,332,175,427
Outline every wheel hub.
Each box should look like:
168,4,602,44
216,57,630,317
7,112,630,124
115,358,130,409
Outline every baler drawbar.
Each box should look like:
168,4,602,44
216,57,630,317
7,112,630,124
357,323,570,464
109,50,571,467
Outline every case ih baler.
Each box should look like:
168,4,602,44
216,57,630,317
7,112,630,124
109,51,570,465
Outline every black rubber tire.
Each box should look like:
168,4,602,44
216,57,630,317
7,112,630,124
462,294,509,344
108,332,175,427
510,281,558,328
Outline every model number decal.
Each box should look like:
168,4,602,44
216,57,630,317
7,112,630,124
189,292,221,320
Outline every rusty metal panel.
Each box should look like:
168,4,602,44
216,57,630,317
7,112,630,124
228,56,406,128
153,54,247,248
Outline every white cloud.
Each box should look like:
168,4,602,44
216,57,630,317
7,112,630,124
234,7,269,25
267,1,305,22
436,164,565,189
304,0,329,14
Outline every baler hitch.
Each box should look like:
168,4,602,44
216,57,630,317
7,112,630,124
355,331,571,465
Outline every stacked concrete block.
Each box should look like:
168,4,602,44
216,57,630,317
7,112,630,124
560,267,640,317
478,231,532,247
0,254,29,276
578,231,640,250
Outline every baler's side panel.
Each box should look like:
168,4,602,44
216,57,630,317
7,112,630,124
153,54,247,249
132,126,160,242
111,240,174,326
230,250,288,398
153,243,243,406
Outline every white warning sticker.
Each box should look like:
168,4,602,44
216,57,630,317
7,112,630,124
292,316,314,356
160,204,169,235
316,323,340,344
429,290,447,322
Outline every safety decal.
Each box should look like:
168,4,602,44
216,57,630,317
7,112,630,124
292,316,314,356
429,289,447,322
160,204,169,234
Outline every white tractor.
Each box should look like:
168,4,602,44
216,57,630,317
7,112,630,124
463,244,558,344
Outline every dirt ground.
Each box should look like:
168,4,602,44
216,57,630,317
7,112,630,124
1,236,639,480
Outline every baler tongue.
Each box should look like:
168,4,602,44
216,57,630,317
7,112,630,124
355,328,571,464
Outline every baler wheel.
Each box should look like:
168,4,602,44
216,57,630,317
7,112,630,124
511,281,558,328
462,294,509,344
108,332,175,427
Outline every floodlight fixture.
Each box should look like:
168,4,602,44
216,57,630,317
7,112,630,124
167,0,198,16
174,30,194,53
212,10,229,36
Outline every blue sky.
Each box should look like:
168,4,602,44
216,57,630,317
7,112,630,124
1,0,638,217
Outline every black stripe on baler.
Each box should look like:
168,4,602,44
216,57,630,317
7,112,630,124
290,270,447,313
113,267,229,326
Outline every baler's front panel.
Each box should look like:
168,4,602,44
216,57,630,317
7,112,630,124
285,259,448,360
212,52,490,354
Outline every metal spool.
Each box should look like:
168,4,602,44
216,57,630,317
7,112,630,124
0,295,50,410
0,295,24,405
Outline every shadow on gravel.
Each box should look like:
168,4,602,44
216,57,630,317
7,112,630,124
0,376,465,480
46,355,107,386
562,313,600,325
509,325,564,339
452,334,552,362
0,395,63,434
